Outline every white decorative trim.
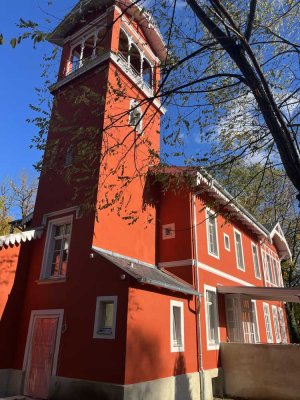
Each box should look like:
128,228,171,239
198,262,254,287
93,296,118,339
22,309,64,376
263,302,274,343
42,206,80,226
0,228,43,248
170,300,184,352
158,259,193,268
204,284,220,350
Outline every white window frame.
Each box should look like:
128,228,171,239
234,229,245,271
204,285,220,350
206,209,219,259
263,303,274,343
272,306,281,343
129,99,143,133
251,242,261,279
93,296,118,339
40,215,73,280
251,300,260,343
170,300,184,352
224,233,230,251
278,307,287,343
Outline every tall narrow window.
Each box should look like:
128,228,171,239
266,254,273,283
272,306,281,343
234,230,245,271
224,234,230,251
205,286,220,349
251,243,261,279
272,258,279,286
278,308,287,343
206,209,219,257
263,303,273,343
251,300,260,343
41,216,73,279
170,301,184,352
129,100,142,133
93,296,118,339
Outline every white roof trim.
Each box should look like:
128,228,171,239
269,222,292,260
0,229,43,249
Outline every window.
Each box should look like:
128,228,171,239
170,300,184,352
266,254,273,283
272,258,279,286
263,303,273,343
205,286,220,349
272,306,281,343
278,307,287,343
224,234,230,251
206,209,219,258
251,243,261,279
234,229,245,271
129,100,142,133
93,296,117,339
41,216,72,279
251,300,260,343
162,223,175,240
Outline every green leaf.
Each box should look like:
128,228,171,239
10,38,17,48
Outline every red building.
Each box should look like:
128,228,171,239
0,1,297,399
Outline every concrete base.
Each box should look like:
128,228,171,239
0,369,223,400
203,368,224,400
0,370,23,397
50,373,201,400
221,342,300,400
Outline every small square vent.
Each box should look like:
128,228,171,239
162,223,175,240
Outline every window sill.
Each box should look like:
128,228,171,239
36,277,67,285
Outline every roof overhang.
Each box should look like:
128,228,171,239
217,285,300,303
48,0,167,61
0,228,43,249
92,246,199,296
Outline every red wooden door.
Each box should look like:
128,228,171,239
24,317,58,399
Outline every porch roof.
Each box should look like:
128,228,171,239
217,286,300,303
92,246,199,296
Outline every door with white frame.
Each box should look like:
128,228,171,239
23,310,64,399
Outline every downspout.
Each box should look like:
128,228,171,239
191,192,205,400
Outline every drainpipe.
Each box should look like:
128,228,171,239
191,192,205,400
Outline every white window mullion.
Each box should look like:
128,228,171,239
263,303,273,343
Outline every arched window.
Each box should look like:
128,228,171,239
129,44,141,76
142,58,152,88
129,100,142,133
118,30,129,62
65,145,74,167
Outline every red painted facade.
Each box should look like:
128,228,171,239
0,2,292,399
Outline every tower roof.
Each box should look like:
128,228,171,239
48,0,167,61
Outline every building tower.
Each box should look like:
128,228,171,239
33,0,166,264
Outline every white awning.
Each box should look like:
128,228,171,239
0,228,43,249
217,286,300,303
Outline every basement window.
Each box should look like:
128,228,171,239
170,300,184,352
93,296,118,339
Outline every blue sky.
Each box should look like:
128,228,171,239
0,1,77,182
